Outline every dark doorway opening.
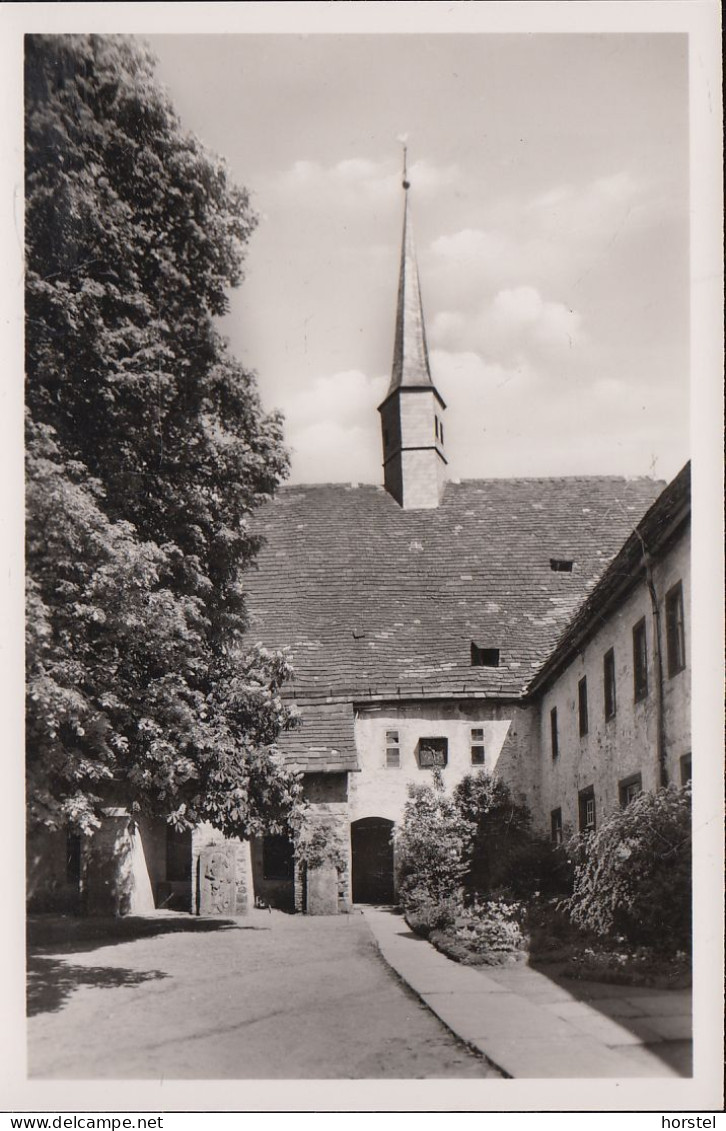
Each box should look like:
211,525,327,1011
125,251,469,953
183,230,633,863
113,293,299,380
351,817,394,904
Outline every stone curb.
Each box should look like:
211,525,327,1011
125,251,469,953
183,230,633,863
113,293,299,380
361,906,689,1079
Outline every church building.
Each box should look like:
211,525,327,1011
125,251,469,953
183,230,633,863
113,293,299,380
28,169,691,919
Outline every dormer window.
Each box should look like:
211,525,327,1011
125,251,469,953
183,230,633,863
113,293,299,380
471,643,500,667
550,559,574,572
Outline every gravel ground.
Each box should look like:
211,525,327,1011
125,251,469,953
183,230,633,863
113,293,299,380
27,910,502,1079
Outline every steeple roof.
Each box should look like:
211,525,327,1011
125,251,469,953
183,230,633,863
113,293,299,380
383,164,437,400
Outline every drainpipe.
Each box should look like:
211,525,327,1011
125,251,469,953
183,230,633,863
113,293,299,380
642,547,668,788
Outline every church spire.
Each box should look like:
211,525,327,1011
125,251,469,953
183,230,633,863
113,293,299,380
378,151,447,510
386,147,435,397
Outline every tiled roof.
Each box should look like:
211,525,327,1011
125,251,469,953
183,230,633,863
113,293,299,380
277,702,359,773
529,463,690,693
244,476,664,702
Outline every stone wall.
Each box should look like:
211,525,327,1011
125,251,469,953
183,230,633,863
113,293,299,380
536,526,690,837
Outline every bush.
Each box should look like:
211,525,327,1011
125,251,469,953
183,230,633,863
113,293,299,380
454,770,571,898
564,784,691,953
403,888,463,938
395,769,473,908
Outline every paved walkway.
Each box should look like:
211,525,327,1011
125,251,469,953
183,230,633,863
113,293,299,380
362,906,692,1079
28,911,500,1079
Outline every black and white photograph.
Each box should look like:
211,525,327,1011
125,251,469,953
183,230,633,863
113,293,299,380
2,0,723,1117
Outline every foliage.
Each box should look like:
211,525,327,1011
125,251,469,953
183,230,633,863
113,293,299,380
25,34,301,838
432,896,527,965
563,784,692,952
402,889,463,939
454,770,570,898
291,814,348,874
395,770,473,908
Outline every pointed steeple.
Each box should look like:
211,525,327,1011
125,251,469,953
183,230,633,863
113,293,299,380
387,151,435,396
378,150,447,510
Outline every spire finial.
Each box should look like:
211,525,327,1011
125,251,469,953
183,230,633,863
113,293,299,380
399,136,410,191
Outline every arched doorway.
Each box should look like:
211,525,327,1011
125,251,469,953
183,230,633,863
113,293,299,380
351,817,394,904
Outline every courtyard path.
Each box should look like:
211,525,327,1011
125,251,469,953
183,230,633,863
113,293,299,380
27,910,500,1080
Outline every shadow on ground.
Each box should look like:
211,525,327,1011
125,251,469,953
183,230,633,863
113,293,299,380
525,960,693,1076
27,955,169,1017
27,913,265,957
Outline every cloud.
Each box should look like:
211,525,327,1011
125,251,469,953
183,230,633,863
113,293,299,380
430,286,584,370
279,369,388,483
273,156,459,210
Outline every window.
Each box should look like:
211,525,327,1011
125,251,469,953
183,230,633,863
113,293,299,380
471,643,500,667
434,415,440,440
550,559,574,572
417,737,448,768
262,835,295,881
166,825,192,882
578,676,589,737
470,728,485,766
578,786,596,833
633,618,648,702
619,773,642,808
680,753,692,785
550,808,563,845
665,581,686,676
550,706,559,759
385,729,400,769
440,420,445,445
603,648,616,720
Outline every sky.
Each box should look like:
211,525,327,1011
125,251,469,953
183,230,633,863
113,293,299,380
148,34,690,485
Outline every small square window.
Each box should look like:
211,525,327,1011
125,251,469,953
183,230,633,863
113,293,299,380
603,648,616,720
417,737,448,768
619,773,642,808
471,644,500,667
470,728,485,766
550,808,563,845
633,618,648,702
550,706,559,759
578,676,589,737
578,786,596,833
665,581,686,677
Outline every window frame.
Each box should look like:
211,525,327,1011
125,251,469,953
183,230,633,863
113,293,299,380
603,647,616,721
665,581,686,677
470,727,485,766
618,772,643,808
578,786,596,833
633,617,649,702
550,706,559,759
550,807,563,845
577,675,589,737
385,729,401,769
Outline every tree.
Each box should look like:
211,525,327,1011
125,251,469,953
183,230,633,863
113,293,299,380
25,34,301,839
395,770,473,906
453,771,565,898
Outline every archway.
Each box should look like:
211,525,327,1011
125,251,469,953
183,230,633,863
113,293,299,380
351,817,395,904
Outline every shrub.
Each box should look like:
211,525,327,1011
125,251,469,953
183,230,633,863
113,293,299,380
564,784,691,952
454,770,571,898
403,887,463,938
395,769,473,908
